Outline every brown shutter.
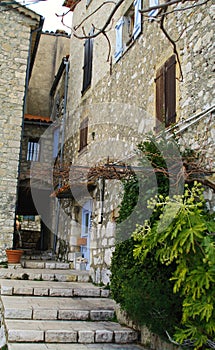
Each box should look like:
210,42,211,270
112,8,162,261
79,118,88,151
155,65,165,130
82,36,93,94
165,55,176,127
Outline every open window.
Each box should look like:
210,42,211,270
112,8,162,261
114,0,142,62
27,138,40,161
155,55,176,130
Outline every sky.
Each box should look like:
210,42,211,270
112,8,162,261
19,0,73,33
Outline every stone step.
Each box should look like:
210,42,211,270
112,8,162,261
5,320,139,344
0,279,110,298
8,343,146,350
21,260,71,270
0,268,90,282
2,296,116,321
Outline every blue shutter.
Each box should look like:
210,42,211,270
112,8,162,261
114,17,124,62
53,127,60,158
149,0,159,19
133,0,142,40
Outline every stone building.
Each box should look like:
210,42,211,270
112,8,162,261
48,0,215,284
0,1,43,261
17,31,71,253
0,0,71,260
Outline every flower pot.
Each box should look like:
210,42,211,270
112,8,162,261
6,249,24,264
77,237,87,246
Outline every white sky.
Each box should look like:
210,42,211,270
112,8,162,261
19,0,73,34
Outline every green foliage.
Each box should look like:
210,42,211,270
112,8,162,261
110,238,182,339
133,182,215,349
116,135,171,240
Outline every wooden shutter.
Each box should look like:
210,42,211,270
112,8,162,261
79,118,88,151
133,0,142,40
82,36,93,94
114,17,124,61
149,0,159,19
165,55,176,127
155,65,165,130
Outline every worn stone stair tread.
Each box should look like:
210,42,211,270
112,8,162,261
0,279,109,297
21,260,71,269
8,343,146,350
0,268,90,282
2,295,116,320
5,320,138,344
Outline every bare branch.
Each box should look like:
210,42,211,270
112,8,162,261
74,1,116,31
72,0,125,40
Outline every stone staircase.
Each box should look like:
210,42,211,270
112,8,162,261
0,259,145,350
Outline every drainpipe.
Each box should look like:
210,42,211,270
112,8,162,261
53,57,70,252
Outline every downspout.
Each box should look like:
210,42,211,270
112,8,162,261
54,57,70,251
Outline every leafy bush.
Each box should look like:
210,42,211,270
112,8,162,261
133,183,215,349
111,135,215,349
110,238,182,339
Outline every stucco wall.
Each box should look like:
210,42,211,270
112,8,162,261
27,32,70,118
0,6,40,260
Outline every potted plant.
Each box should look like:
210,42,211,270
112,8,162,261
6,216,23,264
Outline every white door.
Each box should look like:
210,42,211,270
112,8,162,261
81,200,92,270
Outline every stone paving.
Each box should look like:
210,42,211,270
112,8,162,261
0,260,147,350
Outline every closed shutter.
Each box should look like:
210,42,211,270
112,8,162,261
114,17,124,61
165,55,176,127
79,118,88,151
82,34,93,94
155,65,165,130
133,0,142,40
149,0,159,19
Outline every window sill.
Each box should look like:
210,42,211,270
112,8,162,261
78,146,88,156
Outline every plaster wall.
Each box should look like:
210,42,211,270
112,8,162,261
27,32,70,117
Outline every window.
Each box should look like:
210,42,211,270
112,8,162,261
155,55,176,130
53,127,60,158
27,139,40,161
148,0,159,20
79,118,88,152
114,0,142,61
82,29,94,94
86,0,92,6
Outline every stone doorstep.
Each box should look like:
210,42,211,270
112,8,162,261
2,296,116,321
8,343,146,350
0,268,90,282
5,320,138,344
21,260,71,270
0,280,110,298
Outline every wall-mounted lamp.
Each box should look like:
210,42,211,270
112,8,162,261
91,131,95,140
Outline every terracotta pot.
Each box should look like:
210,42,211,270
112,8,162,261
76,237,87,246
6,249,24,264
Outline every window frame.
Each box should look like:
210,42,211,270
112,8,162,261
27,138,40,162
114,0,142,62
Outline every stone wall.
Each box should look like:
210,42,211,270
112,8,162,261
0,5,41,261
60,0,214,282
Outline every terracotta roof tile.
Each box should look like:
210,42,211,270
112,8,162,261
24,114,52,123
